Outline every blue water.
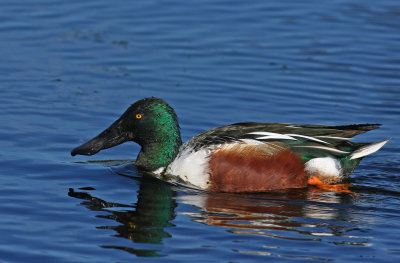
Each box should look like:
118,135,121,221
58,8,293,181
1,0,400,262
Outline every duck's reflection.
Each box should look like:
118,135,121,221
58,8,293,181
69,167,360,257
69,170,176,257
180,188,356,238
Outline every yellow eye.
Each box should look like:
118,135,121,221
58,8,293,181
136,114,142,119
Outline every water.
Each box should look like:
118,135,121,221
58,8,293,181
1,0,400,262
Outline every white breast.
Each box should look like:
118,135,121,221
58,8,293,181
165,146,212,190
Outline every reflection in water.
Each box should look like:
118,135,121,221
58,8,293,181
69,173,176,257
181,190,307,232
180,189,358,239
69,167,367,259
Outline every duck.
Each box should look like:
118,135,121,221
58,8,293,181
71,97,389,193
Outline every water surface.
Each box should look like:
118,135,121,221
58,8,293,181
1,0,400,262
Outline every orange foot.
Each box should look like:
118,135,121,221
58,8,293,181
308,176,355,194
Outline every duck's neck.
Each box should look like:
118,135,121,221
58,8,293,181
135,125,182,171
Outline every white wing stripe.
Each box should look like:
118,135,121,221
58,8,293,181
248,132,297,140
316,136,352,140
239,139,265,145
286,134,330,144
293,145,349,154
248,131,289,136
248,132,331,144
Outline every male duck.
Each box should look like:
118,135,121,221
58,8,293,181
71,97,389,193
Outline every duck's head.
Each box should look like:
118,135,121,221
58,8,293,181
71,97,182,171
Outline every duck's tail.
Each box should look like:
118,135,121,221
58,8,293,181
338,139,390,179
350,139,390,160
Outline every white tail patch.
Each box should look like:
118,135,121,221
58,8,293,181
350,139,390,160
305,157,343,184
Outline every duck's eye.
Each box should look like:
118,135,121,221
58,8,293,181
136,113,142,119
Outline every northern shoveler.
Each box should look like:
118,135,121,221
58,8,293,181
71,97,389,193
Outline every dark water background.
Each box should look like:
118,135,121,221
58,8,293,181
1,0,400,262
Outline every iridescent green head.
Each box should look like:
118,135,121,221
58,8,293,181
71,97,182,171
